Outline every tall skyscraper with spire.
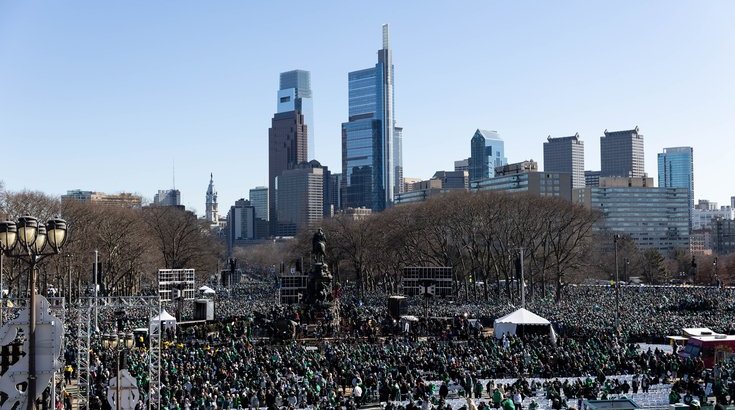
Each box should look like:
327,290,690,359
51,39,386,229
341,24,402,212
205,173,219,227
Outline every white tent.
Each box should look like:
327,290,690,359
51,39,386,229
493,308,556,341
150,309,177,333
198,285,216,295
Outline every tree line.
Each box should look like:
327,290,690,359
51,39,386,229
272,191,735,302
283,191,600,302
0,187,223,299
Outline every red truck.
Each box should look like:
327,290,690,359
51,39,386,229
678,335,735,368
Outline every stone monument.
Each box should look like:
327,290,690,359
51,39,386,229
305,228,339,334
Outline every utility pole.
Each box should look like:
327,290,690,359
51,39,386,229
520,247,525,309
614,235,620,336
94,250,99,332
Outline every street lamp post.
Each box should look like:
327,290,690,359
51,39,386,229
0,222,16,327
65,253,73,306
713,257,719,287
613,234,621,336
0,217,68,410
103,330,135,410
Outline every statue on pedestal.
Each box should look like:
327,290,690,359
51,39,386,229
312,228,327,265
308,228,333,305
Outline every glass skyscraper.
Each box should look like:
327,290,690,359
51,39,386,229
658,146,694,230
469,129,507,183
278,70,314,160
341,25,401,211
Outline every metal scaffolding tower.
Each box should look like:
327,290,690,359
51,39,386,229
76,296,160,410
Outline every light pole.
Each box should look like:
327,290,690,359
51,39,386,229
613,234,621,336
65,253,73,306
102,331,135,410
0,217,68,410
713,257,719,287
0,222,15,327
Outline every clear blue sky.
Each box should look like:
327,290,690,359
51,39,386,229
1,1,733,214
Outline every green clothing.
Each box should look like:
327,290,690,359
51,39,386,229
493,390,503,404
501,398,516,410
669,391,680,404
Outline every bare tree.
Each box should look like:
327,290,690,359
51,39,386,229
142,206,223,281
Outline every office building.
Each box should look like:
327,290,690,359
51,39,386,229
278,70,315,161
394,126,404,197
205,173,219,227
276,161,324,236
340,207,373,220
341,25,401,212
328,173,342,213
713,219,735,255
394,171,468,206
575,177,690,252
249,186,269,239
689,229,713,256
600,127,645,178
432,170,469,190
454,158,469,173
61,190,143,209
403,177,422,192
226,199,256,254
495,160,538,177
469,129,507,182
585,170,601,187
544,134,585,189
154,189,181,207
692,205,733,230
269,78,308,234
472,171,572,201
658,146,694,230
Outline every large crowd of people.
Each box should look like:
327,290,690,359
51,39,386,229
59,276,735,409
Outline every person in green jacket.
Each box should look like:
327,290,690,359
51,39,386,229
501,396,516,410
669,389,681,404
492,388,503,409
474,380,484,399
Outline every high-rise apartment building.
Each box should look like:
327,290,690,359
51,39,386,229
269,70,309,234
341,25,401,212
600,127,645,178
544,134,585,189
205,173,219,227
249,186,269,239
154,189,181,207
469,129,507,183
278,70,314,160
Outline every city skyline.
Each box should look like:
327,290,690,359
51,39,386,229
1,1,734,213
